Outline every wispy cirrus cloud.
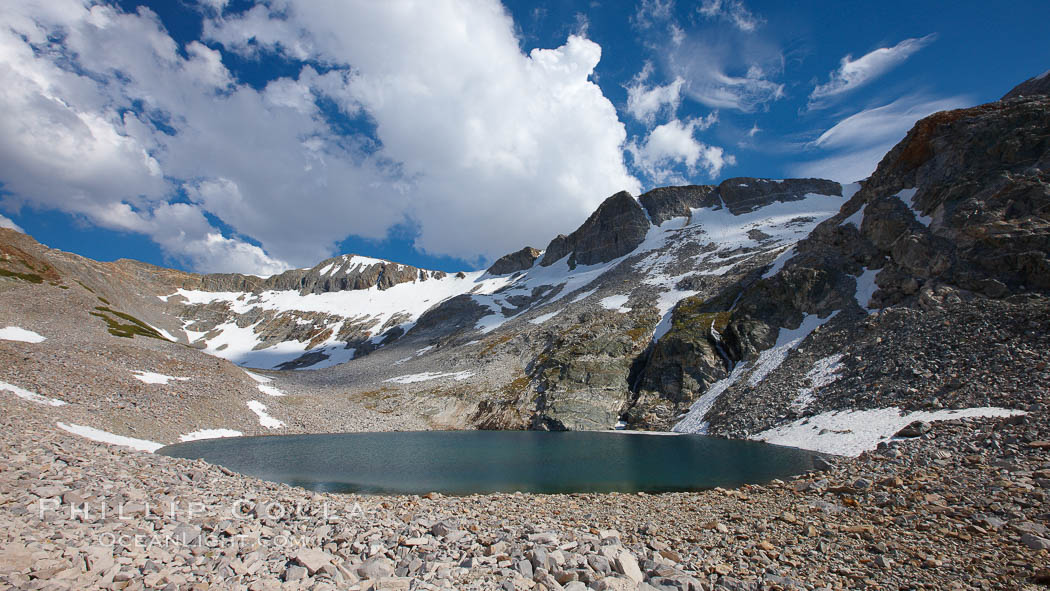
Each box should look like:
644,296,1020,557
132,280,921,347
808,34,937,108
697,0,762,32
631,0,781,113
632,0,675,29
793,94,969,182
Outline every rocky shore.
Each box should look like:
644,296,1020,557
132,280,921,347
2,395,1048,590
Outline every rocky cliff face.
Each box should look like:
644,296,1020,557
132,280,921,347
638,185,719,225
187,254,444,295
486,247,541,275
653,90,1050,439
716,178,843,215
540,191,650,267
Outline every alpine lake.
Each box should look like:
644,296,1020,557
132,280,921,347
158,431,816,495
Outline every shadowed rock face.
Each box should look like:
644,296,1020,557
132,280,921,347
717,178,843,215
487,247,541,275
638,185,721,225
1002,70,1050,100
540,191,650,268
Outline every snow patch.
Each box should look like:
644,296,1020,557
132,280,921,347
179,429,242,442
247,400,284,429
854,268,880,313
529,309,564,325
760,246,795,279
753,407,1025,456
895,188,931,227
144,322,177,342
0,326,46,343
244,371,285,395
1,381,67,407
841,182,862,200
570,288,598,303
384,371,474,384
256,384,285,397
791,354,845,410
600,295,631,313
244,370,272,383
748,312,839,387
131,371,189,385
672,362,749,435
839,204,866,229
56,422,163,453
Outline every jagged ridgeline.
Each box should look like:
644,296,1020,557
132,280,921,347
1,72,1046,439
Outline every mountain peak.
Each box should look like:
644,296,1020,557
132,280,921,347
539,190,649,268
1001,68,1050,100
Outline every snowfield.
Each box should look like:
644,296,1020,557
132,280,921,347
56,422,163,453
131,371,189,385
753,407,1026,456
0,326,46,343
1,381,66,407
179,429,243,442
384,371,474,384
247,400,284,429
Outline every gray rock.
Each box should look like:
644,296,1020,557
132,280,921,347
293,548,333,575
284,565,307,582
613,550,644,584
1021,533,1050,550
717,177,841,215
587,555,612,575
358,556,395,579
639,185,720,225
516,559,534,579
487,247,541,275
540,191,650,267
594,576,637,591
896,421,930,437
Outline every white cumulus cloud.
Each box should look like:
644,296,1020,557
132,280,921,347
626,71,685,124
809,35,936,107
628,116,730,184
0,0,640,274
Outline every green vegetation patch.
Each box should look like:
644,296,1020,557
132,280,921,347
671,297,731,336
0,267,44,283
75,280,96,293
90,306,169,340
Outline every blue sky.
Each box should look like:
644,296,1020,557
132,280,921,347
1,0,1047,275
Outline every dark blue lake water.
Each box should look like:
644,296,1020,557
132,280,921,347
158,431,814,495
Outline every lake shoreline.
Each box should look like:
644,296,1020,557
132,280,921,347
2,395,1045,590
